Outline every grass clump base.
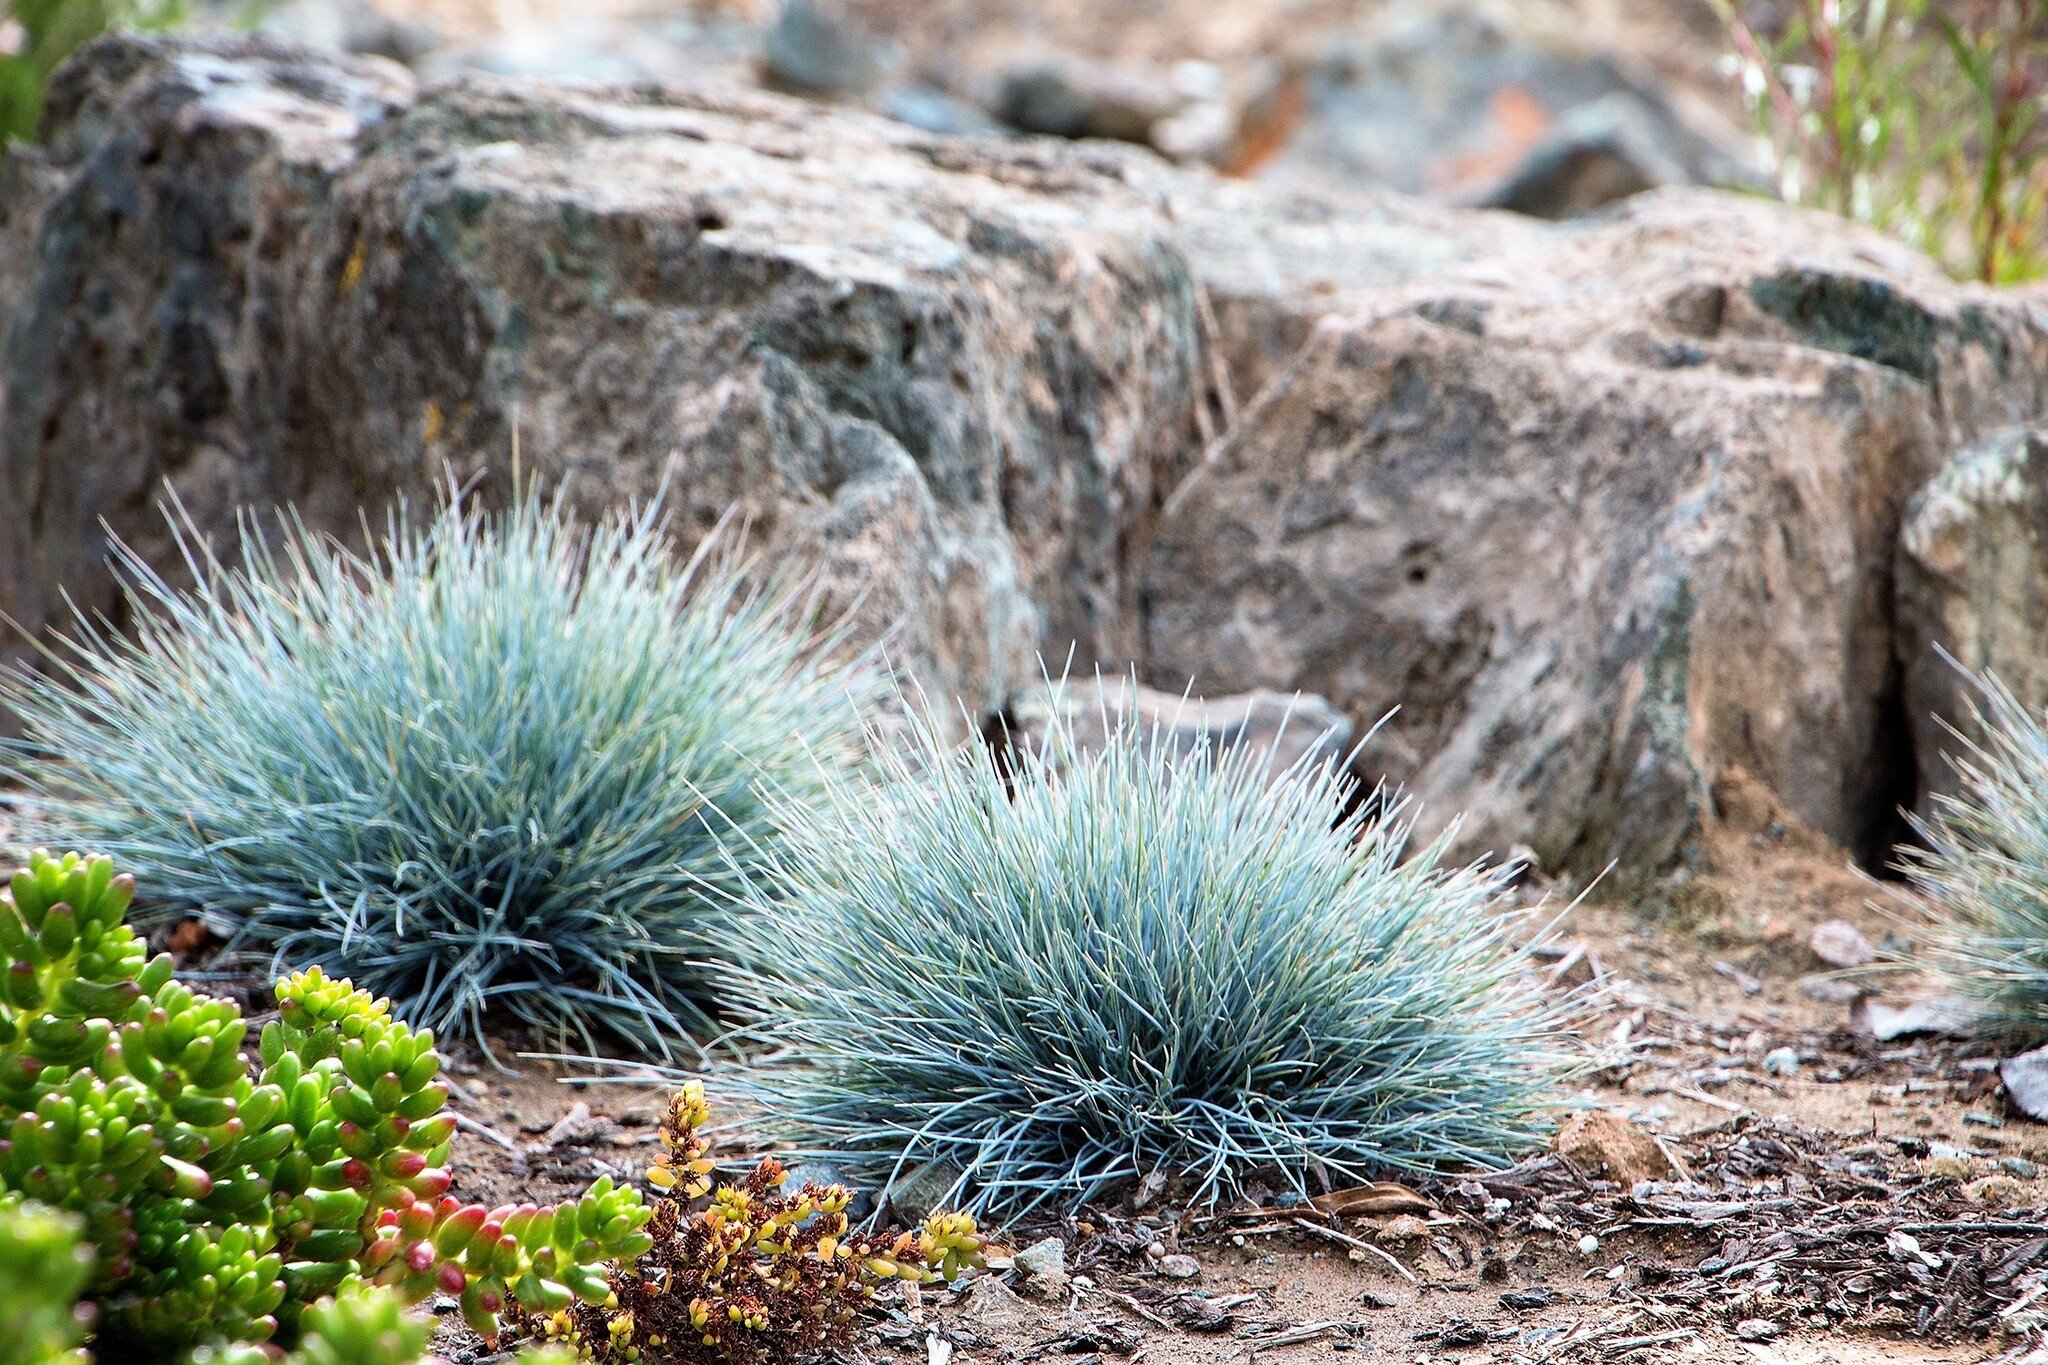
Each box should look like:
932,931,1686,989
2,493,867,1053
1901,672,2048,1031
731,692,1574,1218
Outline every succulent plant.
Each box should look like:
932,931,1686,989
0,848,653,1360
0,1195,95,1364
195,1283,582,1365
538,1082,985,1365
2,494,870,1053
730,693,1575,1216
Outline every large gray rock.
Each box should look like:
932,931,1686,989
0,33,1222,723
1147,191,2048,883
18,35,2048,891
1896,428,2048,813
0,36,418,673
0,33,1548,727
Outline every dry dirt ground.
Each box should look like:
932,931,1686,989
269,771,2037,1365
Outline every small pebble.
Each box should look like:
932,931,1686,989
1144,1241,1165,1260
1159,1254,1201,1280
1576,1234,1599,1256
2002,1156,2040,1179
1012,1236,1070,1300
1761,1046,1799,1076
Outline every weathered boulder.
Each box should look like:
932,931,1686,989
0,33,1554,726
1006,677,1354,782
1896,428,2048,814
0,36,418,676
0,33,1222,722
17,35,2048,889
1147,191,2048,882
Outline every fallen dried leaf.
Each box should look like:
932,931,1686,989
1309,1181,1435,1218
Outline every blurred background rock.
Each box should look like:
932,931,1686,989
182,0,1764,219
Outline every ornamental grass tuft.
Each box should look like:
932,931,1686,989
1901,671,2048,1032
731,690,1574,1218
1,494,867,1053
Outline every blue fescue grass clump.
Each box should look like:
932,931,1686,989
731,693,1575,1218
1,494,868,1054
1902,672,2048,1033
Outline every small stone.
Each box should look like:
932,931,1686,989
1012,1236,1070,1300
1888,1230,1942,1267
1499,1287,1557,1311
542,1101,602,1147
1553,1111,1675,1186
882,1160,965,1222
1144,1241,1165,1260
1734,1319,1783,1342
1576,1234,1599,1256
1809,919,1876,968
1854,995,1987,1041
2001,1156,2040,1178
1798,974,1867,1004
762,0,886,97
882,87,1008,138
1170,1295,1236,1331
1374,1214,1432,1245
1761,1046,1800,1076
1436,1318,1491,1348
1965,1175,2028,1205
1158,1253,1201,1280
1151,101,1236,163
959,1274,1034,1331
2000,1044,2048,1121
990,55,1182,144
